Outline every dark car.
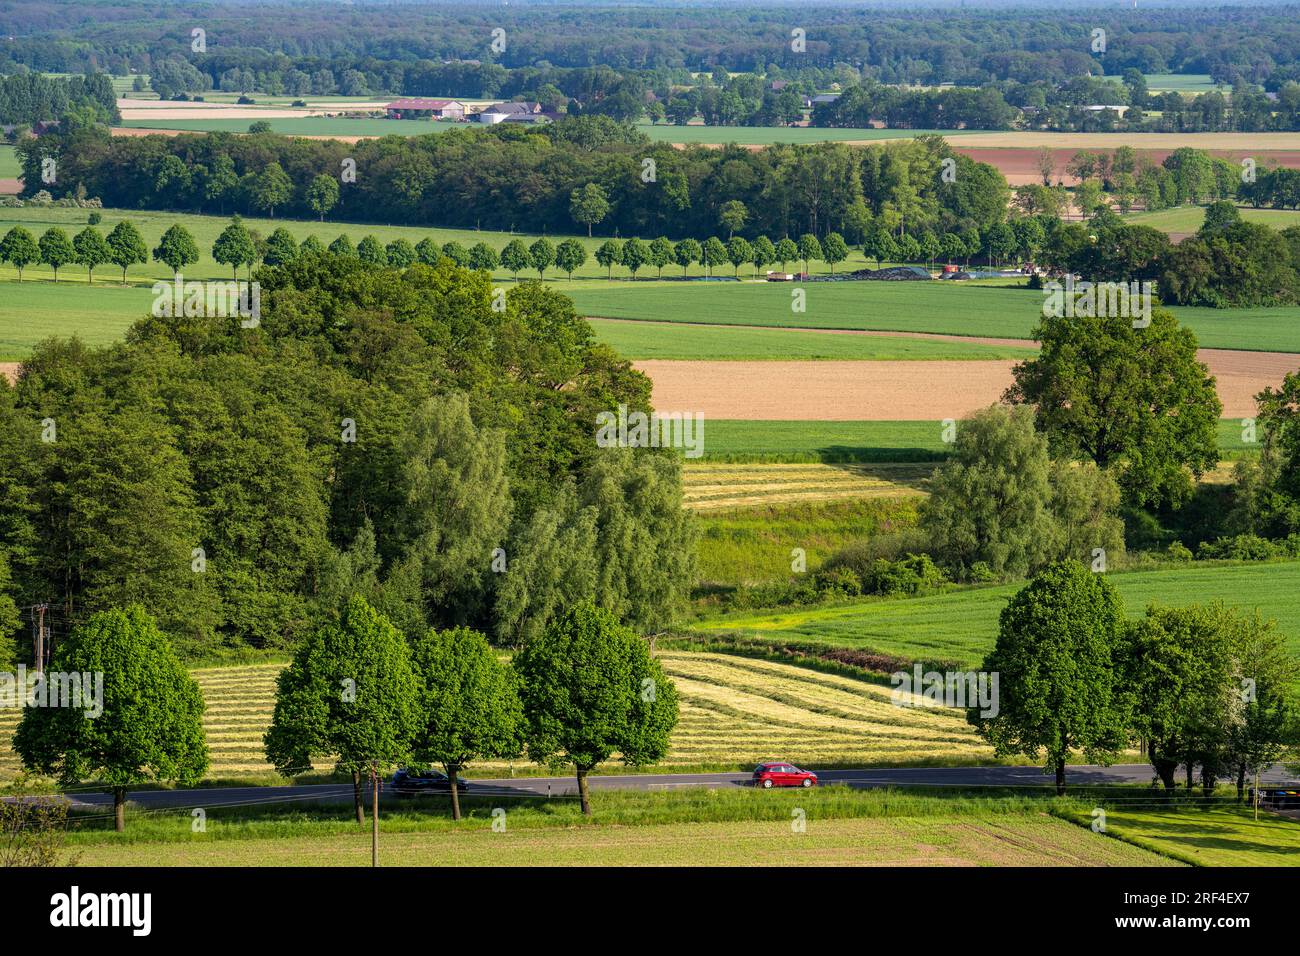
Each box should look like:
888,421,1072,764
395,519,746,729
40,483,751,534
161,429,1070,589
752,762,817,789
391,767,469,796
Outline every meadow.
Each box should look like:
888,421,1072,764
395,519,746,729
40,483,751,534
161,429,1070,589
690,559,1300,668
692,495,922,586
0,146,19,179
1072,805,1300,867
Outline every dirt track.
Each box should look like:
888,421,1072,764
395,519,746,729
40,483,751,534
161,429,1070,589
637,347,1298,421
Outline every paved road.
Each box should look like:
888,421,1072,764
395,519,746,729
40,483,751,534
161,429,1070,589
53,763,1297,812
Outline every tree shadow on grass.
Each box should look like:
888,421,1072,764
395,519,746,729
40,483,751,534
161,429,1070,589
1116,811,1300,863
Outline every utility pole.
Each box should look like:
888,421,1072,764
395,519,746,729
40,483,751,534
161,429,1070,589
33,604,48,675
371,761,379,867
1254,769,1261,822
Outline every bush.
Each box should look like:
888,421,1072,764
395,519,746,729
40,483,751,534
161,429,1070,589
88,211,101,225
1197,534,1285,561
1166,541,1193,562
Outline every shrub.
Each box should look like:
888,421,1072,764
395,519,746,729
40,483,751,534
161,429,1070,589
1166,541,1194,562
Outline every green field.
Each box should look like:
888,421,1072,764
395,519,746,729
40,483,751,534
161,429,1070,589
569,281,1300,353
691,421,953,462
0,282,154,359
1127,205,1300,234
66,804,1171,866
693,559,1300,668
0,146,19,179
693,419,1257,462
1142,73,1224,94
1083,806,1300,866
589,317,1036,361
693,495,921,583
116,115,980,145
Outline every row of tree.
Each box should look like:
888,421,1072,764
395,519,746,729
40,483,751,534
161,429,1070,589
14,596,677,829
975,560,1294,798
266,597,676,822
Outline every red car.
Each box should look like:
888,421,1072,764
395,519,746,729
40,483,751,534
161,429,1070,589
753,762,817,789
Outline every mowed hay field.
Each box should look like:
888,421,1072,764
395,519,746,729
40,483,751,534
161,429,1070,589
0,650,993,782
70,811,1174,866
684,461,929,511
658,651,989,767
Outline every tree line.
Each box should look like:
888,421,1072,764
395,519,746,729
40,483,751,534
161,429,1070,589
18,120,1012,242
6,2,1299,86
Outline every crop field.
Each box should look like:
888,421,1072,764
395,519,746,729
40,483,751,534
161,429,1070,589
682,419,1254,463
688,420,952,462
1142,73,1223,93
591,318,1035,361
569,281,1300,353
0,648,1001,782
67,808,1173,866
1126,205,1300,234
693,559,1300,668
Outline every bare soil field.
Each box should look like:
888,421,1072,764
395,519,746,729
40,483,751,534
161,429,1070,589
0,363,17,384
950,131,1300,150
638,348,1296,420
0,178,20,195
955,146,1300,186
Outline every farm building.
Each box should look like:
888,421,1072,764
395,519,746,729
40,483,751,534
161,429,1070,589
385,98,467,120
475,101,546,124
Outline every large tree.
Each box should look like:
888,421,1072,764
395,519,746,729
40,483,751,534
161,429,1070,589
14,605,208,831
106,219,148,283
0,226,39,282
1006,307,1221,507
920,404,1055,579
969,561,1128,794
514,603,678,814
409,625,524,819
152,224,200,277
264,596,419,823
